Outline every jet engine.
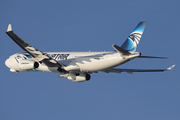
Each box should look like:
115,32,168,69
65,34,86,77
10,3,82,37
19,60,39,70
67,73,91,82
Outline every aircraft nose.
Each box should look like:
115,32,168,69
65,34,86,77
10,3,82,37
5,58,11,68
5,57,19,73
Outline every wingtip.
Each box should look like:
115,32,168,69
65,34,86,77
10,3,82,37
7,24,12,32
167,65,175,70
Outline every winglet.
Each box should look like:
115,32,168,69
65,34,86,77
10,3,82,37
167,65,175,70
7,24,12,32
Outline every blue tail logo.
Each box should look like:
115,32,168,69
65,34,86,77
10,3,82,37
121,22,147,52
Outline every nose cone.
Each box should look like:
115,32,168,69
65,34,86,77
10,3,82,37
5,58,19,73
5,58,11,68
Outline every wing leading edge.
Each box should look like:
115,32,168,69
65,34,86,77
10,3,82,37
102,65,175,74
6,24,65,68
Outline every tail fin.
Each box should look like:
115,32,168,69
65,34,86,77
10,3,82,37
121,22,147,52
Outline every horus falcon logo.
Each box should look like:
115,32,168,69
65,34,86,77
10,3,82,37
128,31,143,47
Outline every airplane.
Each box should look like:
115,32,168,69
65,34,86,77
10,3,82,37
5,22,175,82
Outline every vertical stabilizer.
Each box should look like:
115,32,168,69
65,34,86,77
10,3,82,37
121,22,147,52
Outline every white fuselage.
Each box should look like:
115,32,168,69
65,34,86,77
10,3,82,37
5,51,139,73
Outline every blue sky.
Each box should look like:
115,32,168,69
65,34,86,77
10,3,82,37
1,0,179,120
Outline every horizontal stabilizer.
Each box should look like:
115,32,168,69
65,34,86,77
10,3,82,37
137,56,168,59
112,44,131,55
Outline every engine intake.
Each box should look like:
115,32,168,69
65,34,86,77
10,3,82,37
19,60,39,70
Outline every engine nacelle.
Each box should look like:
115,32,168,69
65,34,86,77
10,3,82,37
19,60,39,70
67,73,91,82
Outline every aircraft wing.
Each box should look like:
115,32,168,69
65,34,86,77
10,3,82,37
101,65,175,74
6,24,64,67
